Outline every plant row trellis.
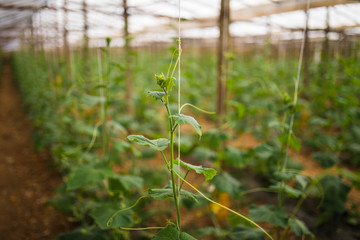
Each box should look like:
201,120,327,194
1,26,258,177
4,0,360,239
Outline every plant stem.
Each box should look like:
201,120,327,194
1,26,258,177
280,180,317,240
170,131,181,231
165,97,181,231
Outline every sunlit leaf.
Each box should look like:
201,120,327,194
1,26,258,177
128,135,169,151
171,114,202,136
148,91,165,100
174,158,216,181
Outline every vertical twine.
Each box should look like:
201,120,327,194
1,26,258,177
282,0,311,172
97,49,104,123
177,0,181,214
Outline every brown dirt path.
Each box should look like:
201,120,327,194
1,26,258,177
0,62,72,239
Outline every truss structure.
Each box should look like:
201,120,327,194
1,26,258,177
0,0,359,50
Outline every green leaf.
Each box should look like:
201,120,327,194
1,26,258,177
178,135,197,154
111,62,126,71
113,140,130,152
295,175,309,190
148,188,198,202
211,172,241,197
224,147,248,168
203,129,230,149
277,133,301,152
174,158,216,181
228,100,246,119
81,94,106,107
319,175,351,214
273,171,296,181
67,165,113,190
107,120,127,134
254,144,274,159
148,91,165,100
108,175,144,192
249,204,289,228
312,152,338,168
289,134,301,152
55,227,110,240
171,114,202,136
193,147,217,161
230,225,265,240
74,121,99,136
128,135,170,151
196,227,228,238
349,143,360,153
89,205,133,229
269,183,303,198
338,168,360,190
93,84,108,90
152,225,197,240
289,218,314,238
48,185,77,216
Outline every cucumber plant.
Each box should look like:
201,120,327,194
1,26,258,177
106,48,273,239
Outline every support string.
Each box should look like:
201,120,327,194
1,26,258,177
97,49,104,126
281,0,310,172
177,0,181,219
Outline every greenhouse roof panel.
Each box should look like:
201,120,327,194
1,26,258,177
0,0,359,50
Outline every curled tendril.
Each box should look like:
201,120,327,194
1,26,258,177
107,195,149,227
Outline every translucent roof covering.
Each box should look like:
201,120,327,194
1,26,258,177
1,0,360,50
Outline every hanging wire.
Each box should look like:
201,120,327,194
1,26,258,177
281,0,311,172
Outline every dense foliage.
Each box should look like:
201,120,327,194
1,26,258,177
11,42,360,240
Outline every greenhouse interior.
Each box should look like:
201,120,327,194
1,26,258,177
1,0,360,239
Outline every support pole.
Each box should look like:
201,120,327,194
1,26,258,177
30,16,35,53
63,0,71,79
217,0,230,124
123,0,134,116
303,8,310,87
82,0,89,77
322,6,330,61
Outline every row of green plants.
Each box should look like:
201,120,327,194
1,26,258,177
11,41,360,239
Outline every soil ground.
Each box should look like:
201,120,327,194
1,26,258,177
0,63,72,240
